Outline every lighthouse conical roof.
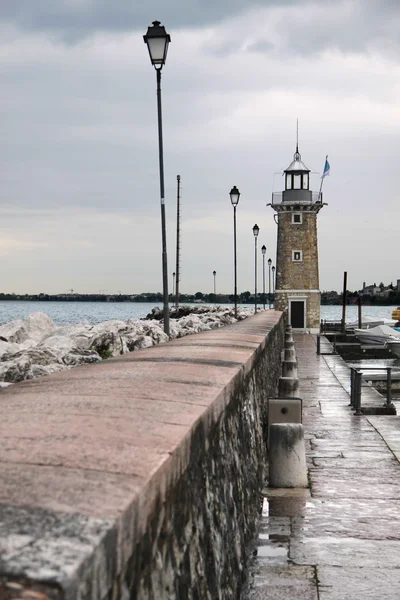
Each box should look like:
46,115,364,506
284,147,310,173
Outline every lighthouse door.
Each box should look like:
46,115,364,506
290,300,305,329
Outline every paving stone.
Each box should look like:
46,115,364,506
247,566,318,600
317,567,400,600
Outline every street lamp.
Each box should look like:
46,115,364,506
268,258,272,308
172,272,176,297
230,186,240,318
253,224,259,313
272,265,276,306
213,270,216,297
261,245,266,310
144,20,171,337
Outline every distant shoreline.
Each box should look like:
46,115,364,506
0,294,399,307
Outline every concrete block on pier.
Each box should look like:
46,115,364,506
269,423,307,488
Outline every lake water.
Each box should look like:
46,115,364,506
0,301,398,326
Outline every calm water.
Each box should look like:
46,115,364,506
0,301,398,326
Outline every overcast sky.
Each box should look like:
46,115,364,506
1,0,399,295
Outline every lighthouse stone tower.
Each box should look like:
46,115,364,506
268,146,326,332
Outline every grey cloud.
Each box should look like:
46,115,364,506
0,0,292,42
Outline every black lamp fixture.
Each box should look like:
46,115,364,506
253,224,259,313
230,186,240,207
143,21,172,336
143,21,171,69
230,186,240,318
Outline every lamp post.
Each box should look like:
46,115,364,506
144,20,171,337
213,270,216,297
230,186,240,318
261,245,266,309
172,272,176,297
253,224,259,313
268,258,272,308
272,265,276,306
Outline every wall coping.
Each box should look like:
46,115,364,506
0,310,283,599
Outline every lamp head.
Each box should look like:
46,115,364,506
252,224,259,238
144,21,171,69
229,186,240,207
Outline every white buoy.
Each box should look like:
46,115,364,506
269,423,307,488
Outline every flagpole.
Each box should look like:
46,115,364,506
318,154,328,202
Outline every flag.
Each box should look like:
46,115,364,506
322,156,330,178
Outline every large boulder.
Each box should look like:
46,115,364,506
38,335,102,367
0,319,28,343
23,312,57,342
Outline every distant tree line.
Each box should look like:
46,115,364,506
321,290,400,306
0,291,273,304
1,290,399,306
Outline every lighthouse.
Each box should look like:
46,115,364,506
268,145,326,332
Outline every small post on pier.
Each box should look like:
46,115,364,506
354,370,363,416
386,367,392,406
341,271,348,333
357,295,362,329
317,334,321,355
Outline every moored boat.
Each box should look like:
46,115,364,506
354,325,400,345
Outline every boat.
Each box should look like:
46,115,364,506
347,316,396,329
354,325,400,345
387,340,400,358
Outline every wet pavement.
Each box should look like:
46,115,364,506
247,334,400,600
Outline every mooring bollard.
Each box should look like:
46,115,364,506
316,334,321,355
354,370,363,416
285,331,294,344
282,360,298,378
349,367,355,407
269,423,307,488
284,338,296,361
387,367,392,406
279,376,299,398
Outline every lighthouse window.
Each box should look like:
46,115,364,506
286,174,292,190
292,250,303,262
293,174,301,189
292,213,302,224
302,173,309,189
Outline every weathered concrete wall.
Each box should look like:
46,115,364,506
0,311,285,600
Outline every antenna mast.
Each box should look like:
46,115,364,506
175,175,181,306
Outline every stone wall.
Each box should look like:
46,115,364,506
276,211,319,291
0,311,285,600
275,209,321,329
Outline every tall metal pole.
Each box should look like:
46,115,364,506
262,253,265,310
268,260,271,308
341,271,348,333
175,175,181,307
254,235,258,314
172,272,175,297
213,270,216,296
156,69,170,336
233,206,238,318
272,266,275,306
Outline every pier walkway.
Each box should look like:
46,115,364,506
248,333,400,600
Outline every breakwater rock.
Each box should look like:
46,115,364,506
0,306,253,385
